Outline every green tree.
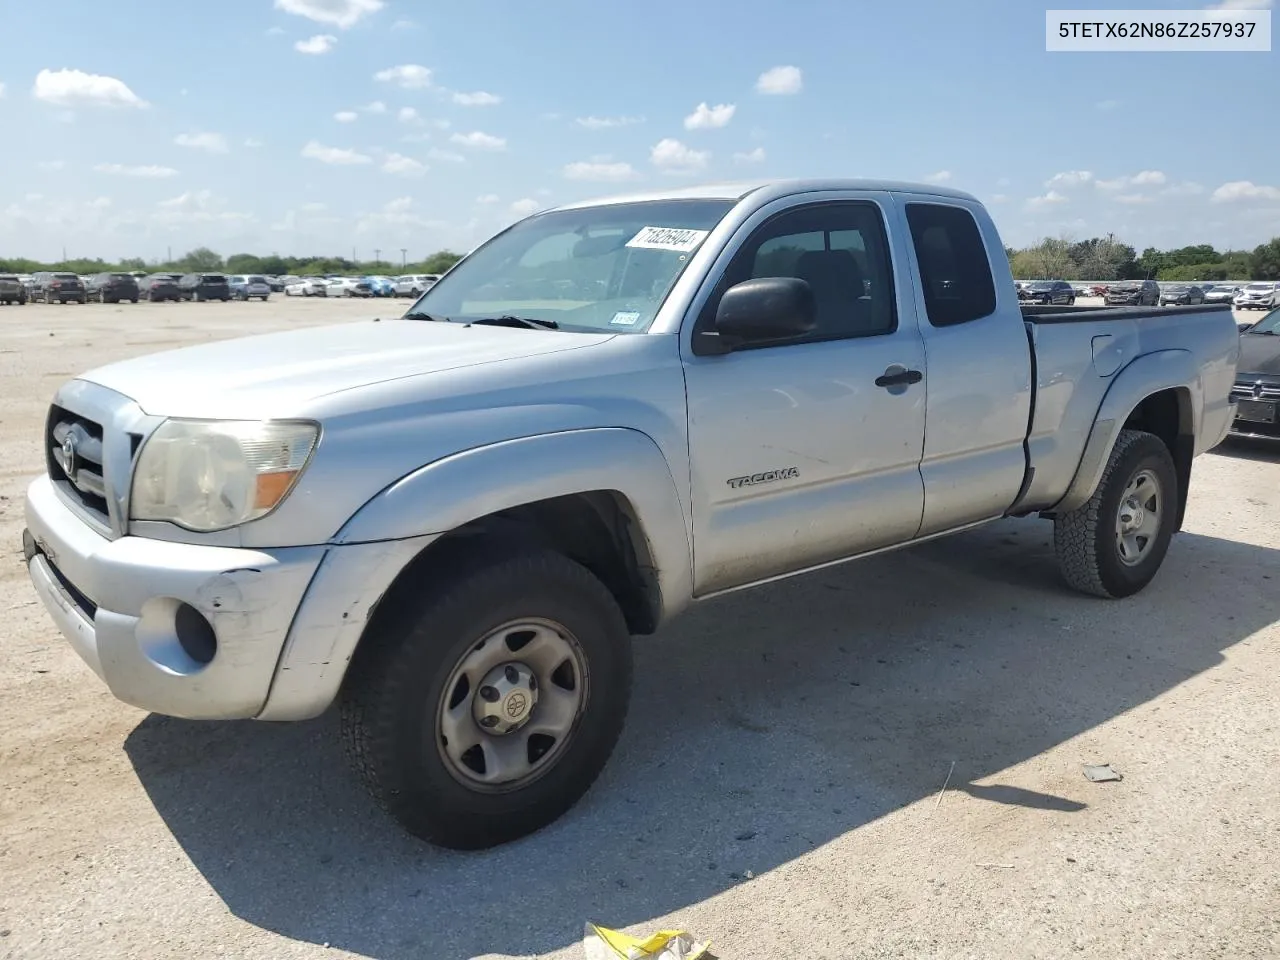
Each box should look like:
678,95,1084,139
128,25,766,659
1250,238,1280,280
176,247,224,271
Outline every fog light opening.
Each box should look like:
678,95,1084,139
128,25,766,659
175,603,217,665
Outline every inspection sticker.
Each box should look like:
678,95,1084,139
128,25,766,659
610,311,641,326
625,226,710,252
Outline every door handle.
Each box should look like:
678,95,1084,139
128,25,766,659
875,366,924,388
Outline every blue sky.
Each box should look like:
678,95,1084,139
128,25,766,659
1,0,1276,263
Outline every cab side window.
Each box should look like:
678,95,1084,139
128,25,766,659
904,203,997,327
698,201,897,348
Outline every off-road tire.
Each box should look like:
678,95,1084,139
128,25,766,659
1054,428,1178,599
340,548,633,849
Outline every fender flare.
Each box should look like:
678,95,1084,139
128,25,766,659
1052,349,1199,515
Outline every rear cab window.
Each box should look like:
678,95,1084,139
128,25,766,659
904,203,997,327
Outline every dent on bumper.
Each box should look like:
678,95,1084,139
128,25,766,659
24,475,326,720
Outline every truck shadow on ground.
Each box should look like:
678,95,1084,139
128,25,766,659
123,518,1280,960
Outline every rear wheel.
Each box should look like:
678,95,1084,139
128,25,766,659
1054,429,1178,599
340,548,633,849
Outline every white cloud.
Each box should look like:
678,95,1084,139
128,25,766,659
733,147,766,164
364,100,387,114
433,118,452,129
562,160,639,182
1161,181,1205,197
1024,190,1068,211
576,115,644,129
684,102,735,130
295,34,337,54
334,110,358,122
244,138,264,148
510,198,541,217
274,0,384,29
174,131,229,153
32,68,146,108
1114,193,1153,205
755,65,803,95
398,106,422,124
382,153,426,177
924,170,952,183
1097,170,1168,191
155,190,253,224
301,140,372,165
93,163,178,178
1096,99,1120,111
650,138,709,174
428,147,465,163
1203,0,1271,9
1045,170,1093,188
374,64,433,89
450,130,506,150
476,194,499,204
38,160,67,171
453,90,502,106
1212,180,1280,202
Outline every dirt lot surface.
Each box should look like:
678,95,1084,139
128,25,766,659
1,297,1277,960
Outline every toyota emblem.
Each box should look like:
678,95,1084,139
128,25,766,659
61,433,78,480
505,692,528,720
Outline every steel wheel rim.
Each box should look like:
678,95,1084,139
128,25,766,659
435,617,589,793
1115,468,1162,567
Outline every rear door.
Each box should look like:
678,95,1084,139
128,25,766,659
896,198,1033,536
681,193,928,594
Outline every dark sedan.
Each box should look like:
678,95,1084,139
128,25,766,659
1105,279,1160,306
1159,284,1205,306
140,274,182,302
1229,307,1280,440
86,272,140,304
1017,280,1076,305
178,273,232,302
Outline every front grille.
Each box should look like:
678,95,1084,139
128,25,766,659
46,405,111,527
1230,381,1280,402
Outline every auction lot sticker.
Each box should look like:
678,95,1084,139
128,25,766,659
1046,9,1271,51
626,227,711,252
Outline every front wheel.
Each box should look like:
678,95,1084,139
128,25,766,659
340,548,633,850
1054,429,1178,599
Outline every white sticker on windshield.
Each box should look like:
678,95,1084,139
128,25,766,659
610,311,641,326
625,226,710,252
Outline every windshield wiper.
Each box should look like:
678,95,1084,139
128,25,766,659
467,315,559,330
402,310,447,322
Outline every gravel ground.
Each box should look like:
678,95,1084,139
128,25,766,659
0,297,1277,960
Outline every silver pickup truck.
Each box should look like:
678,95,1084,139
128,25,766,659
22,179,1239,849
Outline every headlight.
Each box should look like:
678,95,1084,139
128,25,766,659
131,419,319,532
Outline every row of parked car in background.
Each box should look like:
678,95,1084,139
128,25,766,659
0,270,441,305
1016,278,1280,311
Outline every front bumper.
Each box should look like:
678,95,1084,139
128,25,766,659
23,474,327,719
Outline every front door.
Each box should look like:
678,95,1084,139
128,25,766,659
681,197,928,595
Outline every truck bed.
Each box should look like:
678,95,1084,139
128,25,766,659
1021,303,1235,324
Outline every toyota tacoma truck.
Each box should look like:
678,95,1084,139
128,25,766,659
22,179,1239,850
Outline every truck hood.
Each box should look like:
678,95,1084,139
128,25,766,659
1236,334,1280,377
80,318,614,418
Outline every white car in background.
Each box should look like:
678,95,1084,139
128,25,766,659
284,277,327,297
1234,282,1280,310
324,277,374,298
394,274,440,297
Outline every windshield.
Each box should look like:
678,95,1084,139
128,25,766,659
1247,308,1280,334
1112,282,1142,290
1244,283,1272,291
411,199,736,333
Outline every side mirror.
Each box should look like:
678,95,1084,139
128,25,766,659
713,277,816,347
